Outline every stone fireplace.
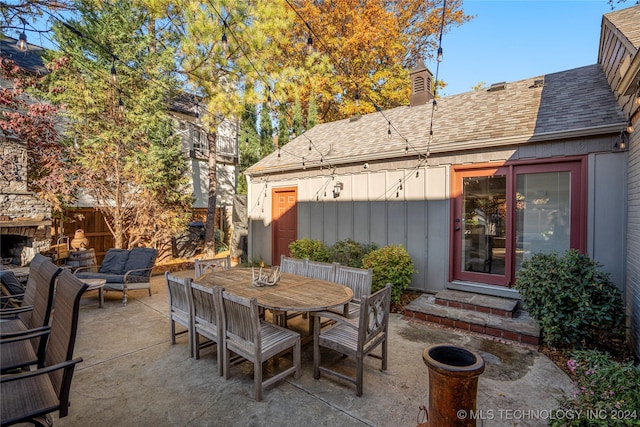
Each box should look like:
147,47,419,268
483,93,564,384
1,140,53,266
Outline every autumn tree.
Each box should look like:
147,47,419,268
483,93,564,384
45,0,192,250
276,0,471,122
0,58,78,217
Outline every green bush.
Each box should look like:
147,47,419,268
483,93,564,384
329,239,377,268
551,350,640,427
515,249,624,348
362,245,415,304
288,238,330,262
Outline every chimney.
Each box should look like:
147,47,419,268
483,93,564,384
409,61,434,107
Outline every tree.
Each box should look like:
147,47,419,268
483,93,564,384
45,0,191,249
259,102,274,159
237,102,260,195
0,58,78,216
147,0,296,255
291,95,303,138
276,0,471,122
277,102,290,147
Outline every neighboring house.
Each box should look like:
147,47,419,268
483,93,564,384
0,37,240,262
168,93,239,224
0,36,53,265
245,5,640,356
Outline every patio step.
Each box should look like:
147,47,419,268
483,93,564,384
434,289,519,318
403,291,540,346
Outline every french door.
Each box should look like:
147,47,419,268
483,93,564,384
452,160,585,287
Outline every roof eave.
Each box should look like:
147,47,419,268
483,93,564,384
245,123,626,178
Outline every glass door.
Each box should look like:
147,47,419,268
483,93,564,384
453,167,509,286
452,160,584,287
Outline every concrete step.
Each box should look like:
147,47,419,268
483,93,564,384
404,294,540,346
434,289,519,318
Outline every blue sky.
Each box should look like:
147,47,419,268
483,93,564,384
428,0,631,96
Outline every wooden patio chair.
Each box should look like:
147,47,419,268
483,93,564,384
306,260,338,282
279,255,308,276
190,282,224,375
330,265,373,319
275,255,309,326
220,290,301,401
1,255,62,373
165,272,194,357
312,284,391,396
194,255,231,279
0,270,88,426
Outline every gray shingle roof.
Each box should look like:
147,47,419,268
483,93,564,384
247,64,625,175
0,36,47,75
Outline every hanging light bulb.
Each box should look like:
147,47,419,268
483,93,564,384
436,47,443,62
387,121,392,140
110,62,117,84
627,119,634,134
16,18,27,51
277,148,281,160
16,32,27,51
302,157,306,170
221,32,228,50
355,92,360,107
118,97,124,112
432,99,438,111
399,179,403,191
307,34,313,54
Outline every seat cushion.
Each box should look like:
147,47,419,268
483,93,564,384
0,271,24,296
98,249,130,275
123,248,157,277
75,272,125,284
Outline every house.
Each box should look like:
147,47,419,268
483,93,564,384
245,5,640,356
0,36,240,263
0,36,54,265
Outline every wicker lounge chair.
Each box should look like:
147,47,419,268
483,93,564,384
0,270,87,426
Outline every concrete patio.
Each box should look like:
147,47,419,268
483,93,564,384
54,269,574,427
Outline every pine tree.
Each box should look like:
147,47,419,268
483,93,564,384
237,103,260,195
259,102,274,159
45,0,191,249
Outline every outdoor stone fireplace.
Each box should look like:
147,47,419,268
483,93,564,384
1,140,53,266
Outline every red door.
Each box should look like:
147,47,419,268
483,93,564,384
272,187,298,264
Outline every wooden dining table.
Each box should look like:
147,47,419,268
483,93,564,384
193,268,353,314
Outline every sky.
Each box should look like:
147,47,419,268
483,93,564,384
427,0,631,96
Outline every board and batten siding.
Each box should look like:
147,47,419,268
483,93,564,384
247,135,627,295
248,165,449,293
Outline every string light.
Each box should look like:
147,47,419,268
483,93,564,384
387,121,392,140
110,62,117,84
436,47,443,63
16,18,27,51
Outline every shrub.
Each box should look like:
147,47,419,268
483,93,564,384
515,249,625,348
551,350,640,427
329,239,377,268
362,245,415,304
288,238,330,262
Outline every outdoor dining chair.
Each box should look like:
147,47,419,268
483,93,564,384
1,270,88,426
330,265,373,318
190,282,224,375
312,284,391,397
165,272,194,357
279,255,307,276
1,255,62,373
305,260,338,282
220,290,301,401
194,255,231,279
0,271,25,309
276,255,310,326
